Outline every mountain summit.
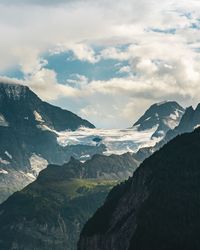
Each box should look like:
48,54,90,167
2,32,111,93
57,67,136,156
133,101,185,138
0,82,95,131
0,82,96,203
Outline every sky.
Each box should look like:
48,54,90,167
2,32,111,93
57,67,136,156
0,0,200,128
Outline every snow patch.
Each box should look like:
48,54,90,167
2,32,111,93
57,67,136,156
163,118,178,130
0,157,10,165
145,117,151,121
29,154,48,177
0,169,8,174
169,109,183,120
80,154,90,159
33,111,45,123
0,114,9,127
5,151,12,159
37,124,55,132
169,113,178,120
194,124,200,129
164,109,183,130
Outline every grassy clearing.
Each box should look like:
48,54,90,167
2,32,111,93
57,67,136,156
45,178,119,199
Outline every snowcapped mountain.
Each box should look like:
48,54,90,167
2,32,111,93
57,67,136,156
51,102,186,157
165,104,200,141
133,101,185,138
0,82,98,203
0,87,186,204
134,103,200,163
0,83,94,131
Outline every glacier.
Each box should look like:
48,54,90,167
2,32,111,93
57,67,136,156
56,126,161,156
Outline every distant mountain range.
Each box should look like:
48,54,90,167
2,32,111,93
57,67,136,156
78,128,200,250
0,82,186,203
1,81,199,250
0,153,139,250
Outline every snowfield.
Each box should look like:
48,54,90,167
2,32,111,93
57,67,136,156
57,126,161,155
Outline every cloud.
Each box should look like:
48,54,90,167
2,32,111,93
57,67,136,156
0,76,24,85
53,43,100,63
1,0,200,127
0,0,79,6
27,68,79,101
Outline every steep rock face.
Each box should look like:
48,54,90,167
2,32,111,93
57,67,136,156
164,105,200,141
133,101,184,138
0,83,94,131
0,82,96,203
79,129,200,250
0,152,139,250
133,104,200,162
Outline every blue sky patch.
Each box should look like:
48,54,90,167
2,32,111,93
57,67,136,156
43,51,129,83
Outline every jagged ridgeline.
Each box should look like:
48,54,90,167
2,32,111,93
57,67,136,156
0,153,139,250
133,101,184,138
134,102,200,162
0,82,186,204
0,82,102,203
79,128,200,250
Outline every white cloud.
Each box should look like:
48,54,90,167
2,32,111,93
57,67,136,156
118,66,131,74
1,0,200,127
27,68,79,100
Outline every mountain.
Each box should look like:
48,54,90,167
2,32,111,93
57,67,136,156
0,82,98,203
0,153,139,250
134,103,200,162
0,83,94,131
133,101,185,138
164,104,200,141
78,128,200,250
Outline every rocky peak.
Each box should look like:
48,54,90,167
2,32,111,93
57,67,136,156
133,101,185,138
0,82,29,101
165,104,200,139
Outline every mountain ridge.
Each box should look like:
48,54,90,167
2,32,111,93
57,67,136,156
133,101,185,138
134,102,200,162
0,82,95,131
0,81,98,203
78,128,200,250
0,152,139,250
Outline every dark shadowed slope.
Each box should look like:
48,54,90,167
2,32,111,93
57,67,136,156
79,128,200,250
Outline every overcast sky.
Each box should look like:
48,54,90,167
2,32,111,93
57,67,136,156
0,0,200,128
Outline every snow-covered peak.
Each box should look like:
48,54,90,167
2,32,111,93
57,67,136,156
0,82,29,100
133,101,185,138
